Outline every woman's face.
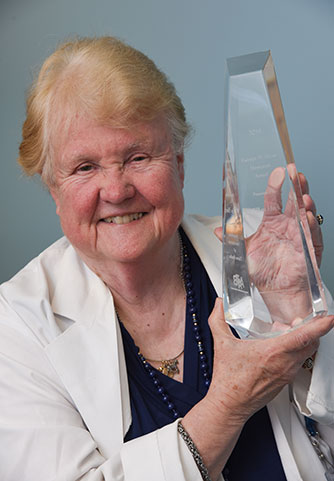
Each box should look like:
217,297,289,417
49,115,185,269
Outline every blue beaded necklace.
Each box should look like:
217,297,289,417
137,233,211,419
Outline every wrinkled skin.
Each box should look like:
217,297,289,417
221,168,323,327
219,166,324,325
246,167,323,326
247,168,308,292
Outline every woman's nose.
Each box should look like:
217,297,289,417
99,170,135,203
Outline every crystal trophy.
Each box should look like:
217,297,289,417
223,50,327,338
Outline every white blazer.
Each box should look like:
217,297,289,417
0,214,333,481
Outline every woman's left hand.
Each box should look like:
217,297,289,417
216,170,324,325
216,171,323,267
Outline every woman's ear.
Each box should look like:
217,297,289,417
177,153,185,186
49,187,61,215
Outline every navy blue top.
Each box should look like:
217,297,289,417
119,229,287,481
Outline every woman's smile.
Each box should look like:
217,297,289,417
101,212,146,224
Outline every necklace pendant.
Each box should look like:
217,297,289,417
159,359,180,378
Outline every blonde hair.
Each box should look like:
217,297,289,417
18,36,191,185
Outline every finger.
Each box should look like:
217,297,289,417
303,194,316,216
279,315,334,354
298,172,309,195
214,226,223,242
303,192,323,266
298,342,320,367
208,297,234,339
263,167,285,218
306,210,323,266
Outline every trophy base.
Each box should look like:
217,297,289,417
226,310,328,339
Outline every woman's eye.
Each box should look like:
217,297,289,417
77,164,94,173
131,155,148,162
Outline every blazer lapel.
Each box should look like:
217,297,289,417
44,244,131,458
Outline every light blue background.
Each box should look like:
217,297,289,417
1,0,333,294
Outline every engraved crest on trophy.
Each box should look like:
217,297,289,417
223,50,327,338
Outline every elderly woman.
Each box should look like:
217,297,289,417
0,36,334,481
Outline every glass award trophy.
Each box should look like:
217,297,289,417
223,50,327,338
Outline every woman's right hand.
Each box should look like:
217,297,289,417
182,298,334,480
206,298,333,422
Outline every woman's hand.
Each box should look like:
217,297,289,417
217,170,323,267
182,299,334,480
207,298,333,422
245,168,312,323
217,168,324,325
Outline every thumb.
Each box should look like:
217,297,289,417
214,226,223,242
208,297,234,338
279,315,334,354
263,167,285,219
